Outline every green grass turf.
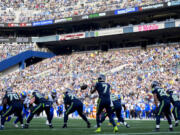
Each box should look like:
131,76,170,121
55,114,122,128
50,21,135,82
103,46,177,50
0,118,180,135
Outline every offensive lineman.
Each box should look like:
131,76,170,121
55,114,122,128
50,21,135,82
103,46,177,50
151,81,173,131
62,88,91,128
24,90,53,128
91,74,118,133
0,87,24,130
167,89,180,127
100,92,130,128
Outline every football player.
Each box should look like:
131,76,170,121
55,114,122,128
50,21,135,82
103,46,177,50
14,91,30,127
91,74,118,133
46,89,59,125
0,87,24,130
24,90,53,128
167,89,180,127
151,81,173,132
62,88,91,128
100,92,130,128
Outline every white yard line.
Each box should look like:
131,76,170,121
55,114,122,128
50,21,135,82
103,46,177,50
95,132,180,135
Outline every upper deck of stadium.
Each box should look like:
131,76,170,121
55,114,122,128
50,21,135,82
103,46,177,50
0,0,169,23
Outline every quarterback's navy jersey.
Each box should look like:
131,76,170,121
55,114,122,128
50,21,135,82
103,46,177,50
95,82,111,100
152,86,169,102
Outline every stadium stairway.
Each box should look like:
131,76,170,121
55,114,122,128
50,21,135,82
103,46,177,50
0,50,55,72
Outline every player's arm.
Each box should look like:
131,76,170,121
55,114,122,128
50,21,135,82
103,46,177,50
2,97,7,112
90,84,96,94
153,93,158,107
30,97,35,104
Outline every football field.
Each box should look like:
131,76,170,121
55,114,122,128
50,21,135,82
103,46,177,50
1,118,180,135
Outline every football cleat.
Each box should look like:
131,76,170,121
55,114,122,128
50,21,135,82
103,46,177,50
108,122,112,126
95,127,101,133
0,126,4,130
49,124,54,128
24,124,29,129
87,122,91,128
14,124,19,128
126,124,130,128
175,123,179,127
169,128,173,132
62,124,67,128
152,128,160,132
113,126,118,133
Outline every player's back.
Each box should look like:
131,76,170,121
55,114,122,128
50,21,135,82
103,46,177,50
111,94,121,103
64,93,80,105
34,92,48,104
5,92,21,105
95,82,111,100
152,86,169,102
169,93,180,106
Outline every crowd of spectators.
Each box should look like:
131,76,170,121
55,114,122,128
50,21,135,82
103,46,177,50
0,0,171,23
0,43,36,62
0,43,179,119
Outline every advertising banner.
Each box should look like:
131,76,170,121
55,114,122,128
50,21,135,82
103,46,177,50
0,24,5,27
32,20,53,26
54,18,72,23
114,7,138,15
139,3,164,11
175,19,180,27
98,28,123,36
167,0,180,6
134,22,164,32
59,32,85,40
16,37,30,42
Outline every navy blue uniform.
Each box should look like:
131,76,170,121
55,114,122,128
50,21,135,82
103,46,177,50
26,92,52,126
95,82,116,127
1,92,23,126
152,86,172,125
100,94,125,124
169,93,180,121
63,92,90,126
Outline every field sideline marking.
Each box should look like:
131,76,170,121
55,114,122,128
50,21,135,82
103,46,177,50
95,132,180,135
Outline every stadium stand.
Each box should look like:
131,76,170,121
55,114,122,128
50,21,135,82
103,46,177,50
0,43,179,118
0,0,169,23
0,43,36,62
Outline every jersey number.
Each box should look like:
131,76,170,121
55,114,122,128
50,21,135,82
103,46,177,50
8,94,19,101
103,84,108,94
172,95,179,101
157,88,167,96
69,94,75,100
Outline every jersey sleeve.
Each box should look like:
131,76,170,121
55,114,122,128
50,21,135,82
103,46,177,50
152,88,157,94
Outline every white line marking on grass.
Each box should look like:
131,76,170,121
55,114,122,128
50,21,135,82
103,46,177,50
95,132,180,135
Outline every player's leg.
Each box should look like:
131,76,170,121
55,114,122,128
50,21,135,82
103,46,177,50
0,106,14,129
63,102,76,128
96,99,104,128
115,106,130,128
154,101,164,131
15,104,24,128
14,105,24,127
174,104,180,127
164,103,173,131
25,104,43,128
105,103,118,132
100,111,108,124
77,102,91,128
44,105,53,128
